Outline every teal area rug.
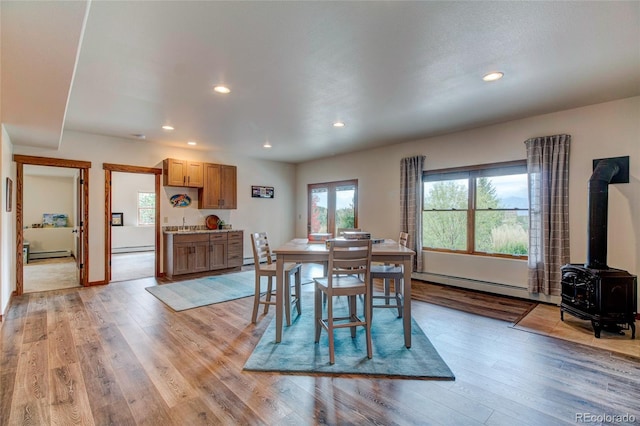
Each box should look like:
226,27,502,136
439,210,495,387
244,293,455,380
146,270,309,312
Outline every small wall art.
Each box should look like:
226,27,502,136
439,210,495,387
43,213,69,227
170,193,191,207
111,212,123,226
251,185,274,199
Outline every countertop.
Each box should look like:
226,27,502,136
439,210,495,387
163,228,243,235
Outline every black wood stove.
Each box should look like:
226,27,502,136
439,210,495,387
560,157,637,339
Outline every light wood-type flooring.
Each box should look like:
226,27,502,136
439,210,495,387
1,266,639,425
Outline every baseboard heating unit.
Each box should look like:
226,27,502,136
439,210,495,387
29,250,72,260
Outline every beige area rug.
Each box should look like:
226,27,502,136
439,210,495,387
24,257,80,293
512,303,639,358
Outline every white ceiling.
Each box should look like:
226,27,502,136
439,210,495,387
2,1,639,164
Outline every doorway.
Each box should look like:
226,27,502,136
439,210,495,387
103,163,161,283
14,155,90,295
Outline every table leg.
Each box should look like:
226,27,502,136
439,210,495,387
403,256,413,348
275,255,284,343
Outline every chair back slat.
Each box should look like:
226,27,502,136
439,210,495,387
327,239,372,284
251,232,272,265
399,232,409,248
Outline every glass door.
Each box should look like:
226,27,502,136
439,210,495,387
308,179,358,239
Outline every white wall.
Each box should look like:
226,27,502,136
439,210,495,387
1,125,16,316
12,131,297,283
296,97,640,304
111,172,155,251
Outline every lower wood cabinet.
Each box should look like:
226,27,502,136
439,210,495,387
164,230,243,278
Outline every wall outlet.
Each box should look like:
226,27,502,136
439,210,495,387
163,217,168,223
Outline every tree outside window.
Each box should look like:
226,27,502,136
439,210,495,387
422,162,528,257
138,192,155,225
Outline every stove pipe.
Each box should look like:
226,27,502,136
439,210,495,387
586,159,620,270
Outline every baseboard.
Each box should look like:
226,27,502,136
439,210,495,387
112,246,154,254
412,271,559,304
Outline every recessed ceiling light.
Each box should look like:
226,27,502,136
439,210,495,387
213,85,231,94
333,121,345,128
482,72,504,82
162,125,174,131
187,141,197,146
263,141,272,148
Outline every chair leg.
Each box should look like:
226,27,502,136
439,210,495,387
314,287,322,343
263,276,272,314
348,295,357,338
251,274,261,323
284,273,292,326
395,278,403,318
365,293,372,359
327,295,335,365
294,267,302,316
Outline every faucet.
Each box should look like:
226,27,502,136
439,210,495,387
182,217,186,230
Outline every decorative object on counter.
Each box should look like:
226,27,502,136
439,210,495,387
43,213,68,228
111,212,123,226
251,185,274,198
205,214,220,230
6,178,12,212
170,193,191,207
217,219,226,229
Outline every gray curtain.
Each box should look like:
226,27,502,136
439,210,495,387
400,155,425,272
525,134,571,295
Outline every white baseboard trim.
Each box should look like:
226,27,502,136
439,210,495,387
112,246,155,254
412,271,559,304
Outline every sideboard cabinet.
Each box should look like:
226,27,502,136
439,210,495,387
164,230,243,278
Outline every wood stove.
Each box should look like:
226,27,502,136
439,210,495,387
560,156,637,338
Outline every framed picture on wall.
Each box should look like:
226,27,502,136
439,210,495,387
112,212,123,226
251,185,274,198
5,178,12,212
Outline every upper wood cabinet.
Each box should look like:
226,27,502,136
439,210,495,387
163,158,204,188
198,163,237,209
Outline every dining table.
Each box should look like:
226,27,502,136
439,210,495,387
273,238,416,347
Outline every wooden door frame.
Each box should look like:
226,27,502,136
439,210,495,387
103,163,162,282
13,155,91,295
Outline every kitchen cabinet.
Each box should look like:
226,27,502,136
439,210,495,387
163,158,204,188
198,163,237,209
163,230,243,278
209,233,228,270
227,231,243,267
164,233,210,276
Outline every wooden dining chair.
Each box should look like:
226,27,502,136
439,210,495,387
314,239,373,364
250,232,302,325
370,232,410,318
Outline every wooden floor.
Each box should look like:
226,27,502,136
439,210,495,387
1,269,639,425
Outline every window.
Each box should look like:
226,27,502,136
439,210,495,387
422,161,528,257
138,192,155,225
308,180,358,237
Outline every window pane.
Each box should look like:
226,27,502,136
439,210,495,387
310,188,328,233
138,192,155,208
139,208,155,225
475,211,529,255
424,179,468,210
476,174,528,209
423,211,467,250
334,185,355,235
138,192,155,225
